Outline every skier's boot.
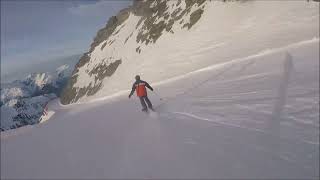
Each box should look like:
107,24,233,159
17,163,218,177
142,108,148,112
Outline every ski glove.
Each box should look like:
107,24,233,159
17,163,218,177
128,94,132,98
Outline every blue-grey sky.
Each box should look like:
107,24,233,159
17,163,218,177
1,0,132,76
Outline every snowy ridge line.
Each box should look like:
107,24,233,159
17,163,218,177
58,37,319,108
153,38,319,108
173,112,319,146
153,37,319,87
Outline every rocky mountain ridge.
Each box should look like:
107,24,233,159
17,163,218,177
61,0,208,104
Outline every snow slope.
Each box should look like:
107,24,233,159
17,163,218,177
1,37,319,179
1,0,319,179
61,0,319,104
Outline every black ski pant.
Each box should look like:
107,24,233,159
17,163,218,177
139,96,153,110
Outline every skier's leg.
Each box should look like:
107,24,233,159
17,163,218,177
144,96,153,109
139,97,147,111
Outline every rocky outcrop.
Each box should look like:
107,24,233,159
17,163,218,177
90,8,131,52
135,0,205,45
60,8,132,104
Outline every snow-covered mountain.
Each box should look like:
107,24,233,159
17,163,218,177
1,0,319,179
58,0,223,104
0,65,72,131
61,0,319,104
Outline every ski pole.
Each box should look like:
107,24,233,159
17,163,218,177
152,91,163,101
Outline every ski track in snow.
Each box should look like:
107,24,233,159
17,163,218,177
1,1,319,179
55,37,319,108
2,36,318,179
1,37,319,178
172,111,271,134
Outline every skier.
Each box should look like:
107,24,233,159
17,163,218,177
128,75,154,112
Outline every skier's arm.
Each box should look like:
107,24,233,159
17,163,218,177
129,84,135,98
145,82,153,91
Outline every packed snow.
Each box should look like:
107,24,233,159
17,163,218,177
1,0,319,179
1,39,318,178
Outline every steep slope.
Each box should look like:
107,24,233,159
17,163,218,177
1,37,319,178
61,0,208,104
1,1,319,178
61,0,319,104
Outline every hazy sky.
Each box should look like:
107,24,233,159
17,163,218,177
1,0,132,75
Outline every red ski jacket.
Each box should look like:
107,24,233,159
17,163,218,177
129,80,153,97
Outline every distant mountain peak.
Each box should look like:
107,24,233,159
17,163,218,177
1,65,73,131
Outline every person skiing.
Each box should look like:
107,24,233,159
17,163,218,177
128,75,154,112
